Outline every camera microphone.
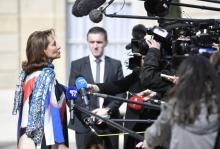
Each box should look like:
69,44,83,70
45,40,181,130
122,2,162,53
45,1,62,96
89,9,103,23
72,0,106,17
132,24,147,40
66,86,78,124
72,0,83,17
75,76,90,109
88,0,115,23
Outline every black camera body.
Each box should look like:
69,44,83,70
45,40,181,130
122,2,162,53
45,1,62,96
130,26,170,55
130,38,149,55
127,54,143,70
127,26,171,70
170,20,220,56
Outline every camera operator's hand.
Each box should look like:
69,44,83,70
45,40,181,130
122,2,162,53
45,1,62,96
137,89,157,101
136,140,153,149
136,141,145,148
87,84,100,93
146,39,161,50
92,108,110,124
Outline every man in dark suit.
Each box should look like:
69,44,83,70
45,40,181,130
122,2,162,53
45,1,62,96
68,27,123,149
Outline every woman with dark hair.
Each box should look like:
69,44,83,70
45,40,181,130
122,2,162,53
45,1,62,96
137,55,220,149
210,52,220,76
210,52,220,149
12,29,68,149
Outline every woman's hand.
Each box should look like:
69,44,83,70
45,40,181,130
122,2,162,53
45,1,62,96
136,141,154,149
136,141,145,148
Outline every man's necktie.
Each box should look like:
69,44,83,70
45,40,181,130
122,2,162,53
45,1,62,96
95,58,101,107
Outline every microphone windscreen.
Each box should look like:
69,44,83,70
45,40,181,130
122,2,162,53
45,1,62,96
89,9,103,23
77,0,106,16
125,43,132,50
132,24,147,39
144,0,171,17
128,96,144,111
72,0,84,17
144,0,158,16
66,86,78,100
75,77,88,90
155,0,171,17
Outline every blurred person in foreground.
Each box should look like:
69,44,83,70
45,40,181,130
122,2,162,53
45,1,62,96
137,55,220,149
12,29,69,149
210,52,220,149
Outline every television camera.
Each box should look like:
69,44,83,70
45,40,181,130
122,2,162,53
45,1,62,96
126,20,220,70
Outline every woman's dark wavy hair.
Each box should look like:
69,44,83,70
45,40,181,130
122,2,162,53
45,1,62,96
210,52,220,76
22,29,54,75
168,55,220,125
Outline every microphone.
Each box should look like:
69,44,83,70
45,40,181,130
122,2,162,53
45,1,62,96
128,96,144,111
66,86,78,124
72,0,83,17
88,0,115,23
89,9,103,23
73,104,144,141
72,0,106,17
125,43,132,50
144,0,172,17
132,24,147,40
75,76,90,109
90,92,161,110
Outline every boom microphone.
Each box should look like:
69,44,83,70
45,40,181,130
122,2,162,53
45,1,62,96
75,76,90,109
89,9,103,23
89,0,115,23
72,0,106,17
72,0,83,17
66,86,78,124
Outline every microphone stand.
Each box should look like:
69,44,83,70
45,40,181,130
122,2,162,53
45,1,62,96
72,104,144,141
104,0,220,21
104,12,215,22
198,0,220,4
170,1,220,11
90,92,161,110
99,0,115,12
138,0,220,11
